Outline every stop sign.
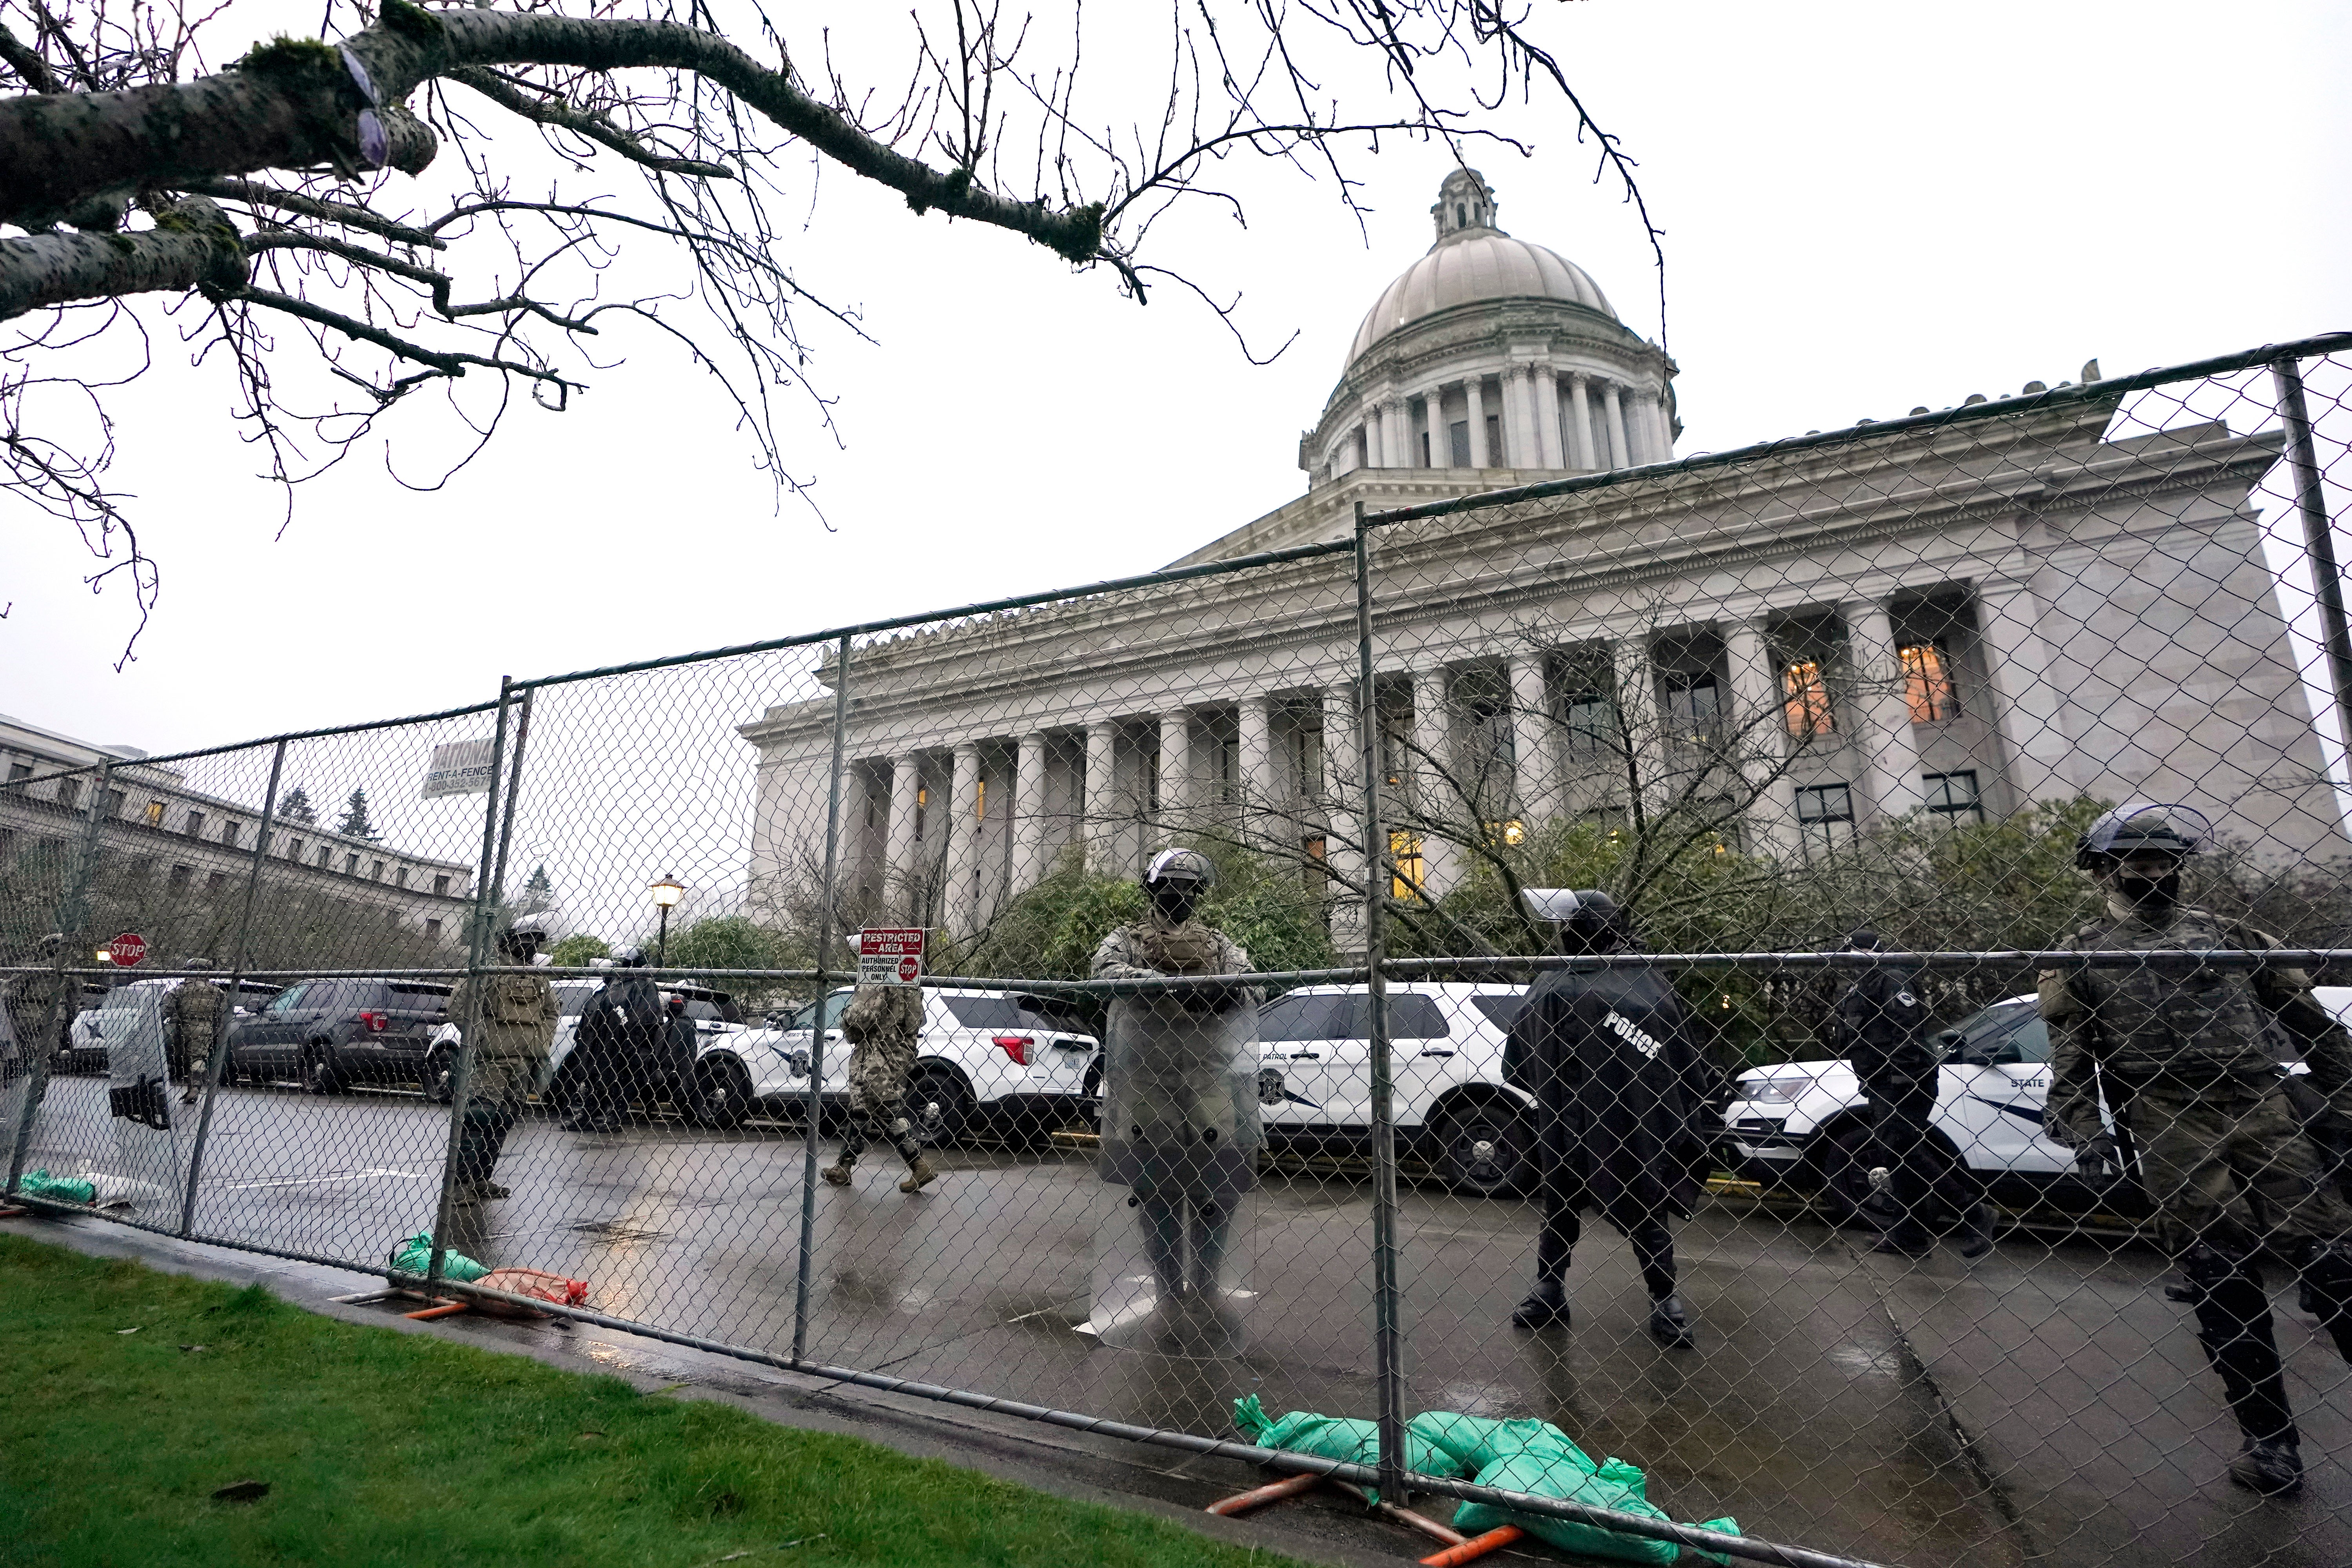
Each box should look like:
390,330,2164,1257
897,956,920,984
107,932,148,967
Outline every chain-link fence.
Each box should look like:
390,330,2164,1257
8,332,2352,1567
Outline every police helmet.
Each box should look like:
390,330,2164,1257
1522,887,1630,949
1846,929,1881,952
2075,803,2210,870
609,943,649,967
508,910,555,940
1143,847,1217,893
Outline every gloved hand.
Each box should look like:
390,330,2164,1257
2071,1131,2122,1176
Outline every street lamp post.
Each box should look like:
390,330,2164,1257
650,875,685,969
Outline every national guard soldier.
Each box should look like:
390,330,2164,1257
1507,889,1723,1350
171,958,228,1107
4,933,70,1079
445,916,559,1202
2040,804,2352,1496
822,983,937,1193
1091,848,1263,1352
1830,931,1993,1259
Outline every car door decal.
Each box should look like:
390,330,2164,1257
1965,1093,2045,1126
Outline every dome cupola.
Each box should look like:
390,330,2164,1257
1301,169,1676,486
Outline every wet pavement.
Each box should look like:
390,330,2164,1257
18,1071,2352,1568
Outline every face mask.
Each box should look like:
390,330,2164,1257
1149,884,1202,924
2114,874,2182,915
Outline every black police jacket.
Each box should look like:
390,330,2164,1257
1502,965,1723,1226
578,976,664,1062
1830,964,1935,1083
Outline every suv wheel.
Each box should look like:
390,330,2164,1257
690,1055,752,1130
1814,1119,1893,1227
907,1068,973,1147
1434,1102,1534,1198
421,1046,455,1105
300,1044,345,1096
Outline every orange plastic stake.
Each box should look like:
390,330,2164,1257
1418,1524,1526,1566
1205,1470,1326,1516
403,1299,470,1321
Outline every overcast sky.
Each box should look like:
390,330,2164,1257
8,0,2349,765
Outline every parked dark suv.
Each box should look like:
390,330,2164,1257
227,977,454,1094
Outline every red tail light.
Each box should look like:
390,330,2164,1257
358,1011,390,1033
993,1034,1033,1067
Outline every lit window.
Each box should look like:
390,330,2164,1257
1664,672,1722,744
975,780,985,820
1795,784,1855,856
1923,770,1985,824
1389,830,1426,901
1900,643,1959,723
145,800,165,826
1484,819,1527,847
1782,662,1834,737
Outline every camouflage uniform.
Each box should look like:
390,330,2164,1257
2041,901,2352,1475
169,978,227,1091
824,984,933,1191
445,969,557,1200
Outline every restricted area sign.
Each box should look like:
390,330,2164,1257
857,928,925,987
106,931,148,967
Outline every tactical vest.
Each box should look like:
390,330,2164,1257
2069,908,2277,1087
486,973,548,1026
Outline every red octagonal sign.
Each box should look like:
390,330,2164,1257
106,931,148,967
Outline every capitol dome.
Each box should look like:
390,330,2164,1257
1301,168,1675,487
1347,232,1617,365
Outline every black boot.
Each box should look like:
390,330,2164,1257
1952,1203,1996,1260
2185,1247,2301,1495
2295,1240,2352,1363
1512,1278,1570,1329
1869,1227,1935,1258
1647,1294,1695,1350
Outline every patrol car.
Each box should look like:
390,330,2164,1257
1722,986,2352,1217
687,986,1098,1141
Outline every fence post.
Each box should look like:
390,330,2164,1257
428,681,516,1285
1353,502,1409,1503
5,760,109,1197
487,689,534,908
2272,355,2352,753
178,739,287,1236
793,633,854,1366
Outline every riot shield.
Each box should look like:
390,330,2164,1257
102,982,190,1212
1092,983,1261,1356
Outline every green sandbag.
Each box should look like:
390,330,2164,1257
1231,1396,1463,1503
387,1231,489,1282
1409,1411,1594,1475
1453,1450,1741,1565
14,1169,97,1204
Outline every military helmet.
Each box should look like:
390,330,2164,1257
508,910,555,940
2075,803,2210,869
1143,847,1217,893
1522,887,1630,949
609,943,649,967
181,956,215,970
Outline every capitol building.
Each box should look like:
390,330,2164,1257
740,169,2341,940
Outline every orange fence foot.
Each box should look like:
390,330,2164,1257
1419,1524,1526,1566
1206,1470,1326,1517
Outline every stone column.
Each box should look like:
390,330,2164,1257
1842,599,1926,825
1011,732,1049,892
1465,377,1490,467
1321,681,1368,934
1532,364,1562,469
1973,579,2076,804
1156,708,1191,828
1238,694,1277,831
1566,374,1597,470
1650,394,1675,461
1602,381,1630,469
1408,667,1457,897
1384,399,1410,470
1508,653,1557,821
1503,367,1533,469
1723,619,1796,858
1083,720,1120,873
885,752,922,916
945,742,982,931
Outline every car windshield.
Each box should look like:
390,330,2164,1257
783,993,854,1032
261,982,310,1015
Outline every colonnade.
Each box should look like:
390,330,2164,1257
1339,365,1671,476
854,583,2065,932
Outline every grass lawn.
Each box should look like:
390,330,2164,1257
0,1234,1305,1568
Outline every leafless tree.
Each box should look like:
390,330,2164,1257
0,0,1661,661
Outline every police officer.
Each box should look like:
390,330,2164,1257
1507,889,1722,1350
566,945,662,1132
2040,804,2352,1496
445,917,559,1201
822,983,937,1193
170,958,228,1107
1831,931,1993,1259
1092,848,1262,1339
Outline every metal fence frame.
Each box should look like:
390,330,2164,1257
9,330,2352,1568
